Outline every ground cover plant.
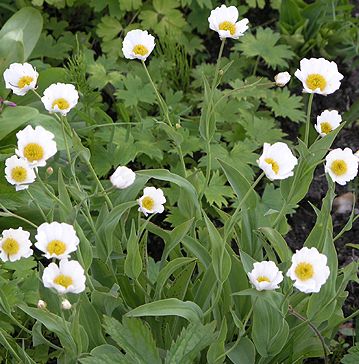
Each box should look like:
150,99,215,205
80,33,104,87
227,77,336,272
0,1,358,363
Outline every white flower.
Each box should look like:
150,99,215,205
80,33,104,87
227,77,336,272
5,155,36,191
274,72,291,87
3,63,38,96
41,83,79,115
138,187,166,216
208,4,249,39
61,299,72,310
110,166,136,189
257,142,298,180
16,125,57,168
248,261,283,291
315,110,342,137
35,222,80,260
37,300,47,309
42,259,86,294
294,58,344,95
324,148,358,186
122,29,155,61
286,247,330,293
0,227,33,262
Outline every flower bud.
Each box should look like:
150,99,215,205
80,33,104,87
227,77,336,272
46,166,54,175
3,100,17,107
61,299,72,310
274,72,291,87
110,166,136,189
175,123,181,129
37,300,47,309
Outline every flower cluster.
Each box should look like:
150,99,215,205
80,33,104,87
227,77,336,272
248,247,330,294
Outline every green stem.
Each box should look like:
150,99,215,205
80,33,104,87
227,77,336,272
26,189,48,222
60,116,72,165
224,172,265,241
304,93,314,147
0,202,38,228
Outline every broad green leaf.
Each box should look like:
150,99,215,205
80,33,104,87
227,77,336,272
165,322,217,364
207,318,227,364
227,337,256,364
103,316,161,364
0,106,39,141
341,343,359,364
126,298,203,322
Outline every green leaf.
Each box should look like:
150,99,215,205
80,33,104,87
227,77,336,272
0,106,39,141
205,170,236,208
0,7,43,60
126,298,203,323
227,337,256,364
236,27,294,69
265,89,305,122
103,316,161,364
79,344,129,364
124,221,143,280
165,322,217,364
341,343,359,363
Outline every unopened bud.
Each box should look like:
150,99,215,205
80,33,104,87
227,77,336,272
61,299,72,310
219,69,224,76
274,72,291,87
46,166,54,175
175,123,181,129
3,100,17,107
37,300,47,309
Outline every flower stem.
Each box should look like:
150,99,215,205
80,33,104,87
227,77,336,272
304,93,314,147
60,116,72,165
0,202,38,228
26,189,48,222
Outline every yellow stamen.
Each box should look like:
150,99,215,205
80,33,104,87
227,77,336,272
17,76,33,89
257,276,270,283
54,274,73,288
133,44,149,56
142,196,155,210
11,166,27,183
23,143,44,163
219,21,236,35
295,262,314,281
2,238,20,255
306,74,327,91
52,98,70,110
331,159,347,176
47,240,66,256
265,158,280,174
320,122,332,135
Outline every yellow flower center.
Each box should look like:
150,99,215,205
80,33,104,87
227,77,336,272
257,276,270,283
219,21,236,35
47,240,67,255
53,274,73,288
23,143,44,163
133,44,149,56
320,122,332,134
142,196,155,210
11,166,28,183
2,238,20,255
295,262,314,281
331,159,348,176
306,74,327,91
52,98,70,110
265,158,280,174
17,76,33,89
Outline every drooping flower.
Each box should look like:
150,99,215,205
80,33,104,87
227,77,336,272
3,63,39,96
16,125,57,168
122,29,155,61
42,259,86,294
138,187,166,216
274,72,291,87
287,247,330,293
0,227,33,262
41,83,79,115
5,155,36,191
35,222,80,260
248,261,283,291
208,4,249,39
315,110,342,137
257,142,298,180
324,148,358,185
294,58,344,95
110,166,136,189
